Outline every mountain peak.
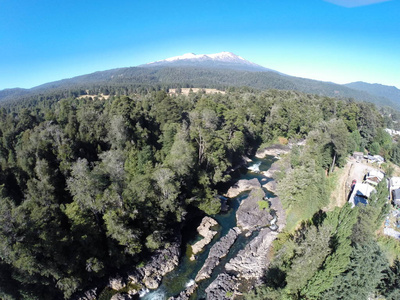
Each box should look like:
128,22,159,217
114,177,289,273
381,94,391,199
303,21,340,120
144,51,269,72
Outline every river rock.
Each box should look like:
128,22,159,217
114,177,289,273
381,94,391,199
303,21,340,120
225,178,261,198
190,217,218,260
143,243,180,289
262,180,277,193
261,159,281,179
236,187,271,232
109,275,126,290
255,144,290,159
225,228,278,279
269,196,286,230
205,273,237,300
127,242,180,290
110,293,133,300
195,227,241,282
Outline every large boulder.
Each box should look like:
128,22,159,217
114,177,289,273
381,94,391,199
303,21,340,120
110,293,133,300
190,217,218,259
205,273,237,300
127,242,181,290
225,228,277,279
141,242,180,289
225,178,261,198
255,144,290,159
195,227,241,282
269,196,286,231
236,187,271,232
109,275,126,291
261,159,281,179
262,180,277,193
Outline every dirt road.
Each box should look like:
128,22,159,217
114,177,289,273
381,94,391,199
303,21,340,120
324,158,377,211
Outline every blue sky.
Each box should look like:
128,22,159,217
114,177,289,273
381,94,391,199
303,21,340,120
0,0,399,90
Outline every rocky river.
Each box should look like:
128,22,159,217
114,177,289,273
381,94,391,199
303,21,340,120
79,146,287,300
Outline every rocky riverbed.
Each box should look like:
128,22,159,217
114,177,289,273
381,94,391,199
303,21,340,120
225,228,278,279
190,217,218,260
225,178,261,198
195,227,241,282
256,141,305,159
90,153,286,300
255,143,291,159
236,187,271,232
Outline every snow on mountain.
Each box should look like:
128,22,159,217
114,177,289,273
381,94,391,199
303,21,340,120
145,51,265,70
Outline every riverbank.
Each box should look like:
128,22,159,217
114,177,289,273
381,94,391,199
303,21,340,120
168,150,286,299
77,147,287,300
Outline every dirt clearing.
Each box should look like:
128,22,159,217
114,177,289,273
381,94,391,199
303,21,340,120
324,158,378,211
169,88,225,95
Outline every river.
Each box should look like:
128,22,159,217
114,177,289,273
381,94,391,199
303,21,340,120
141,155,276,300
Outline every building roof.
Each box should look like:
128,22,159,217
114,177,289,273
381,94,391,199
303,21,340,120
393,189,400,200
365,170,385,185
349,183,376,208
355,183,375,198
365,178,380,186
390,177,400,190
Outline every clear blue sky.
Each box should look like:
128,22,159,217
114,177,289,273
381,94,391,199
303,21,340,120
0,0,399,90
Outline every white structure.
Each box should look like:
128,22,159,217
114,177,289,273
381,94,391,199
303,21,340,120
373,155,385,164
365,170,385,186
390,177,400,192
348,183,376,208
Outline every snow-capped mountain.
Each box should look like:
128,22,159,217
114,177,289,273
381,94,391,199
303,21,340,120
142,52,275,72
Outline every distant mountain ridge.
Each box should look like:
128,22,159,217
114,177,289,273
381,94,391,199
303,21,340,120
344,81,400,105
0,52,399,110
0,88,30,102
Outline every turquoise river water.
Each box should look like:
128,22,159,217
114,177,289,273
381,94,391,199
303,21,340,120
142,155,276,300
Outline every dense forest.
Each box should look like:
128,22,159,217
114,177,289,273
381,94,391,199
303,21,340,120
0,87,400,299
1,66,396,109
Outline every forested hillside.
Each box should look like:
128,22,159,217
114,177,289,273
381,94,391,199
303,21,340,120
249,129,399,300
1,66,396,109
0,88,399,299
345,82,400,105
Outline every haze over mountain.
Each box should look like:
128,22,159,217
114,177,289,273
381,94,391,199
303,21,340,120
0,52,398,110
344,81,400,105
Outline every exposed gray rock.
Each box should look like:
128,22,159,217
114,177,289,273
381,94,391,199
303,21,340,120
225,178,261,198
205,273,237,300
109,275,126,290
225,228,278,279
255,144,290,159
195,227,241,282
256,140,306,159
110,293,133,300
236,187,271,232
128,242,180,290
262,180,277,193
269,196,286,231
143,276,161,289
190,216,218,260
261,160,281,179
